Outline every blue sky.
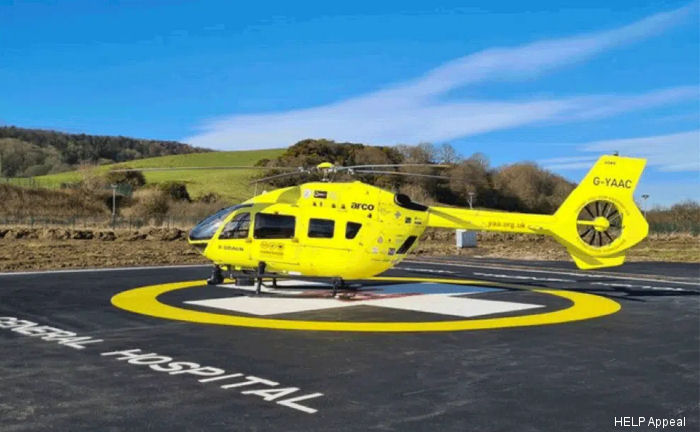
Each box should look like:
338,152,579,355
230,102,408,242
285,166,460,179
1,0,698,206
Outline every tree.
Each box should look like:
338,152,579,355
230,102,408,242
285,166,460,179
448,153,494,207
0,138,68,177
105,168,147,190
492,163,574,214
397,142,435,163
436,143,461,164
0,126,209,177
353,146,403,188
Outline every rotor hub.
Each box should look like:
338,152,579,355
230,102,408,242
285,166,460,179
592,216,610,232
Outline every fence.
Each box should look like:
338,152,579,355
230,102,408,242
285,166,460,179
0,215,202,230
1,178,132,197
648,221,700,235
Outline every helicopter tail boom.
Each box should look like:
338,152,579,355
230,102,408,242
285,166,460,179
426,155,648,270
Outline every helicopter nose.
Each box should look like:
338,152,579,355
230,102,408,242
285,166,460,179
188,239,209,255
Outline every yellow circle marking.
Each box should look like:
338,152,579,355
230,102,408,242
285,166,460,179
111,277,620,332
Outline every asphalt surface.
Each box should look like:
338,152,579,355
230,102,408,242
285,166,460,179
1,258,698,431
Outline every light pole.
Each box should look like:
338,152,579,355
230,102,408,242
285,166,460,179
641,194,649,218
110,184,118,227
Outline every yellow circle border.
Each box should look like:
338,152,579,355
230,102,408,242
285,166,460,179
111,277,620,332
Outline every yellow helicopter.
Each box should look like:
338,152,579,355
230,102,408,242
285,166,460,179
170,154,648,294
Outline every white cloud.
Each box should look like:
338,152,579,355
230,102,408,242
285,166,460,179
584,130,700,172
538,155,599,171
554,87,700,121
183,4,696,150
540,130,700,172
539,160,598,171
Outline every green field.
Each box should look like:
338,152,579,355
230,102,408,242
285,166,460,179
32,149,285,202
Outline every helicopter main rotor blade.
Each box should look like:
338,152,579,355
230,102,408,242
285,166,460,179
114,163,451,174
353,170,449,180
111,166,299,173
249,170,309,185
336,163,450,171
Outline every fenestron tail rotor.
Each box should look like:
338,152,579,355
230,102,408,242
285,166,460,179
576,200,623,248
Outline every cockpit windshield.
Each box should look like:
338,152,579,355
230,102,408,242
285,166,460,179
188,204,253,241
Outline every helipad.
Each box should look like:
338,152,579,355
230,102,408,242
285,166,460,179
111,276,621,332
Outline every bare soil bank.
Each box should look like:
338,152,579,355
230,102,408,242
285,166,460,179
0,227,697,272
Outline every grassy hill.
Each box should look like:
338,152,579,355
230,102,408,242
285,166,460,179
34,149,284,202
0,126,207,177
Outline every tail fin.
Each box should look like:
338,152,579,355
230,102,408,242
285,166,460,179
551,154,648,269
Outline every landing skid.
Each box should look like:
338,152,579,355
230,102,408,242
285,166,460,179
206,265,224,285
215,265,357,297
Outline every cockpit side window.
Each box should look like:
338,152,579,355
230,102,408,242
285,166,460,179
219,212,250,239
345,222,362,239
189,204,251,241
254,213,296,239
